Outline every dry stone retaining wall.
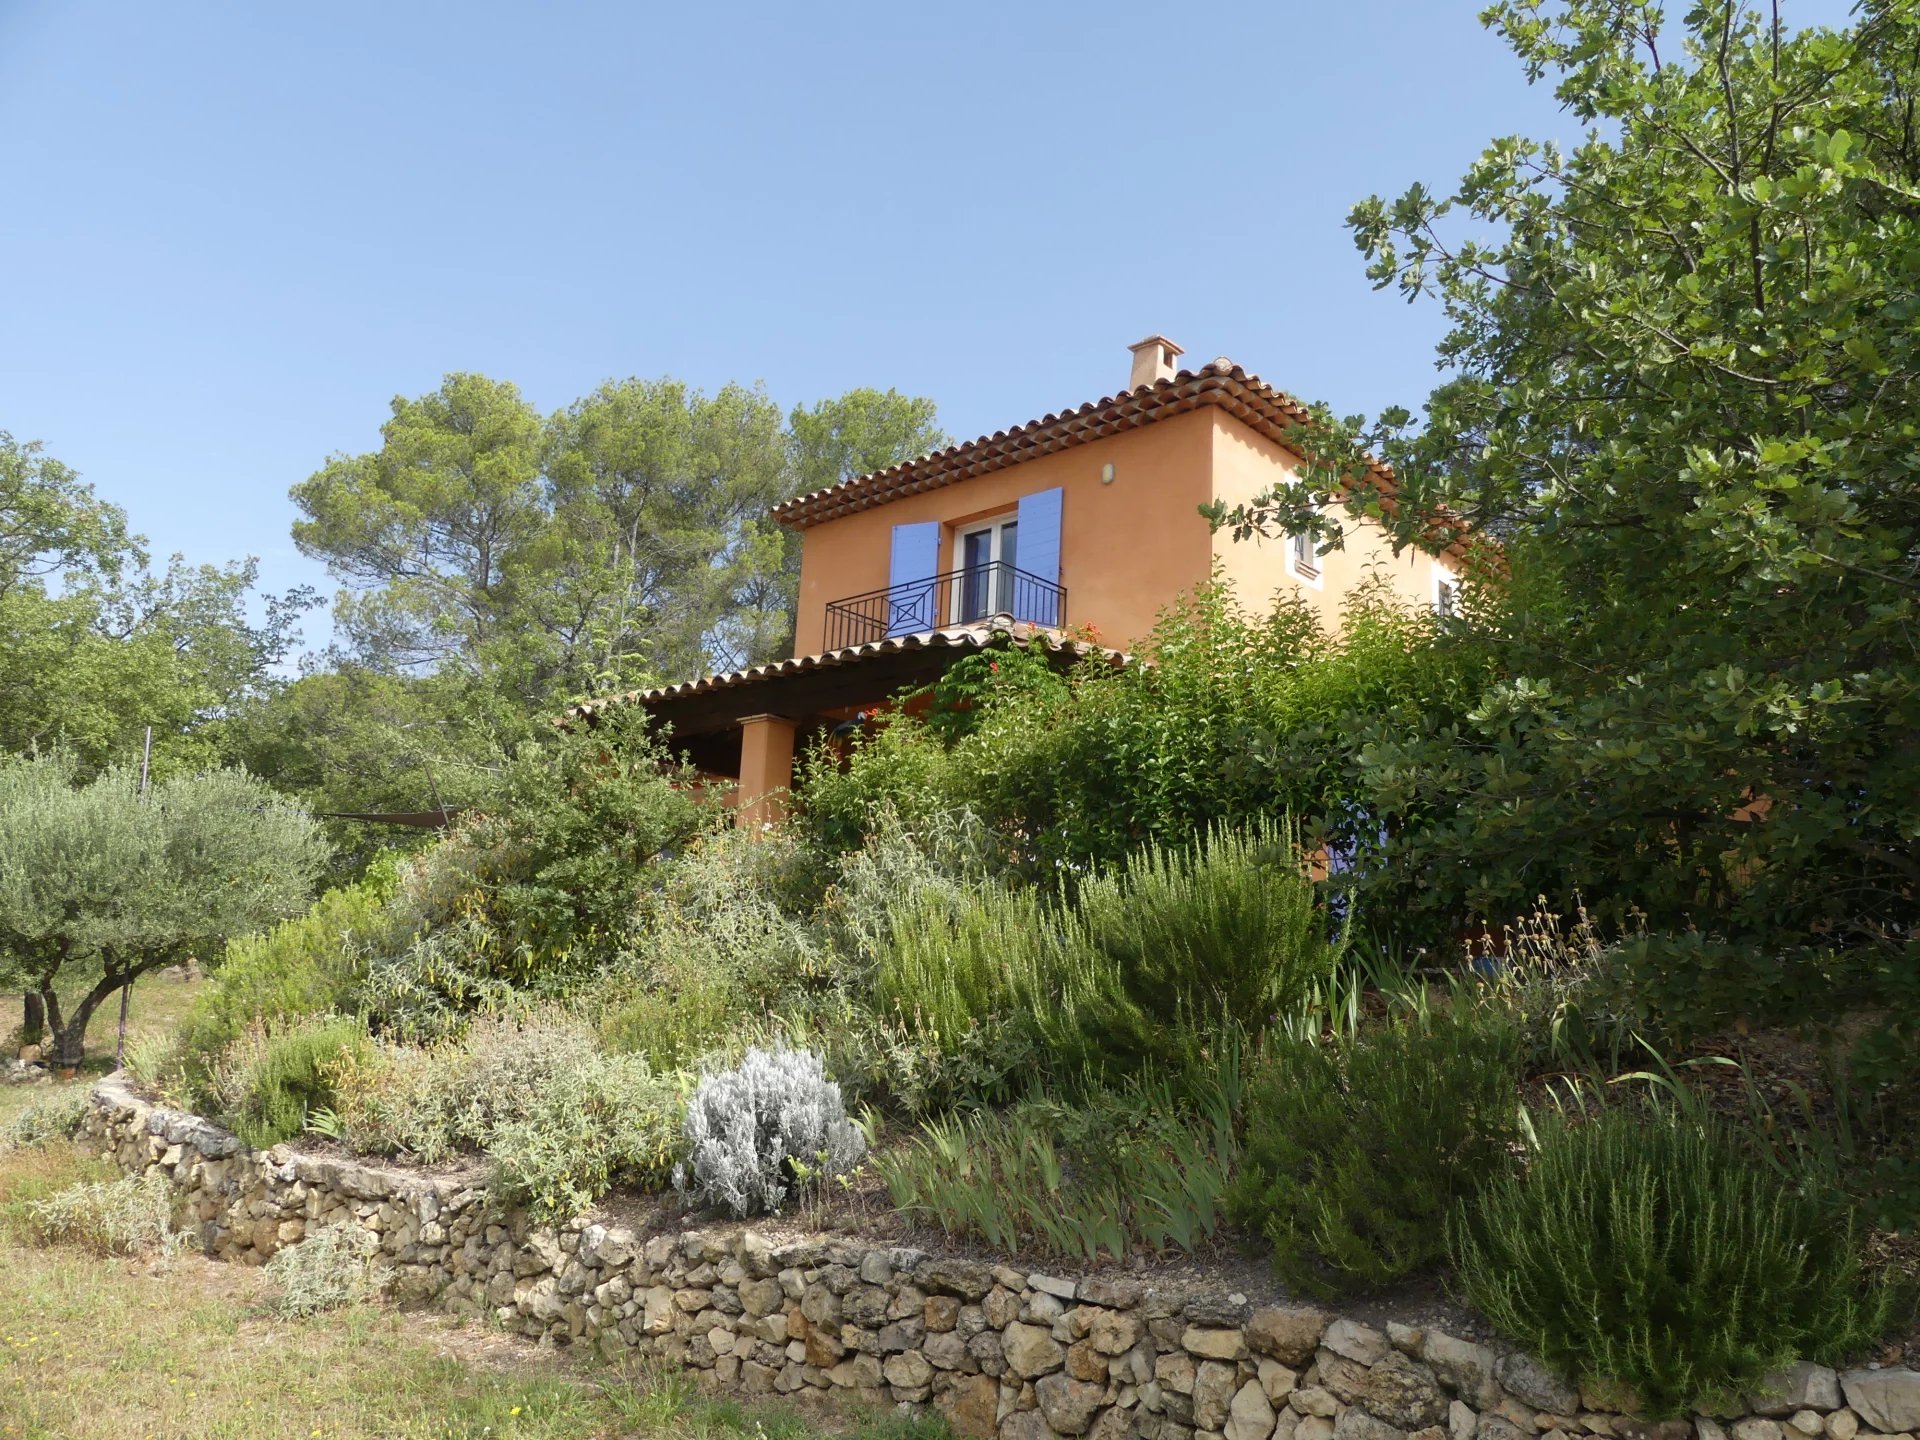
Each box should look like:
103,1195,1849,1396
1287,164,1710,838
76,1080,1920,1440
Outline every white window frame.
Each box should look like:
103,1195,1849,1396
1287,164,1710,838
950,513,1019,623
1284,506,1324,589
1434,563,1461,617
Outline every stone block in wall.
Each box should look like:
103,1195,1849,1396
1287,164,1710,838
1749,1367,1843,1418
1093,1311,1144,1356
1005,1322,1067,1379
1317,1352,1374,1407
920,1259,996,1301
1364,1354,1449,1431
1325,1322,1392,1368
1423,1334,1502,1412
1839,1368,1920,1434
1226,1380,1277,1440
925,1331,971,1372
1495,1355,1578,1417
1194,1362,1238,1431
985,1288,1021,1329
1185,1329,1248,1362
1259,1361,1299,1406
1249,1309,1333,1368
1337,1412,1410,1440
1037,1373,1108,1435
844,1285,890,1328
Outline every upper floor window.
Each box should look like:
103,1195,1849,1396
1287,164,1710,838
1290,527,1320,580
1287,500,1322,587
954,515,1019,622
1435,566,1461,617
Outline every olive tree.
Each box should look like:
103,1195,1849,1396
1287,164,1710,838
0,755,328,1067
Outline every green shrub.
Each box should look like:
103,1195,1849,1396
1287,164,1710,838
872,881,1057,1085
630,826,828,1008
264,1220,387,1316
600,971,737,1069
356,909,539,1042
473,705,708,963
876,1056,1244,1262
0,1091,90,1152
326,1010,595,1162
1228,1002,1522,1296
1451,1103,1896,1417
30,1170,184,1258
324,1009,683,1220
178,861,398,1062
1063,821,1341,1072
796,711,971,858
871,823,1341,1086
819,806,1013,975
488,1049,681,1220
797,584,1470,962
208,1016,374,1148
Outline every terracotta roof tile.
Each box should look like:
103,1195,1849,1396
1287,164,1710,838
770,358,1474,561
561,621,1124,725
768,358,1473,556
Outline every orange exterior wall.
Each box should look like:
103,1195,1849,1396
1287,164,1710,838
790,408,1219,657
736,714,798,828
1206,413,1443,630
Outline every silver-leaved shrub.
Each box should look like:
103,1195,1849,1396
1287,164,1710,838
263,1220,388,1316
677,1045,865,1217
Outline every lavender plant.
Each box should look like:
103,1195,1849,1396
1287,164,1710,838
677,1045,865,1217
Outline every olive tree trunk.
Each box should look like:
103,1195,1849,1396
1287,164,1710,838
20,991,45,1048
42,968,132,1071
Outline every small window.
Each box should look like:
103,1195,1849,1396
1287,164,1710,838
1435,568,1461,617
1290,525,1320,582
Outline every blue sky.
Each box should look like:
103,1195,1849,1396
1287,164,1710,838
0,1,1849,652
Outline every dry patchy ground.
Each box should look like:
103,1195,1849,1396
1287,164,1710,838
0,1139,940,1440
0,976,937,1440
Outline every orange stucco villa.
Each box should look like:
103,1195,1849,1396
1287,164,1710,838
567,337,1465,823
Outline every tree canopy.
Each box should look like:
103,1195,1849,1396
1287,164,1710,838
1206,0,1920,1001
0,755,328,1066
0,432,312,779
293,375,948,711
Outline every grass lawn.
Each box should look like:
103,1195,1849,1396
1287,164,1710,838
0,1140,939,1440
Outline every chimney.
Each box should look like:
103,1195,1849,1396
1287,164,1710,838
1127,334,1184,390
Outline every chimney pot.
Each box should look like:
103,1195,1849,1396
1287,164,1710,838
1127,334,1184,391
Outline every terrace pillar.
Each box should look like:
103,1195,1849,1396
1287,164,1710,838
735,714,799,831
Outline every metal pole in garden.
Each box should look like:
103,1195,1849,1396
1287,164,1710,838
114,726,153,1073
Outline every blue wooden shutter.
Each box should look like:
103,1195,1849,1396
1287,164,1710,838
1015,487,1063,626
886,521,941,637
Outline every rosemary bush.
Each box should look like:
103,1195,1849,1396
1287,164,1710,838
1451,1102,1895,1417
1228,1001,1522,1296
1064,820,1341,1072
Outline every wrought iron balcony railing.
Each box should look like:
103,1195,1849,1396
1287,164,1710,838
822,562,1066,652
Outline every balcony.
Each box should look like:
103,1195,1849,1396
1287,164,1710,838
823,561,1066,652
